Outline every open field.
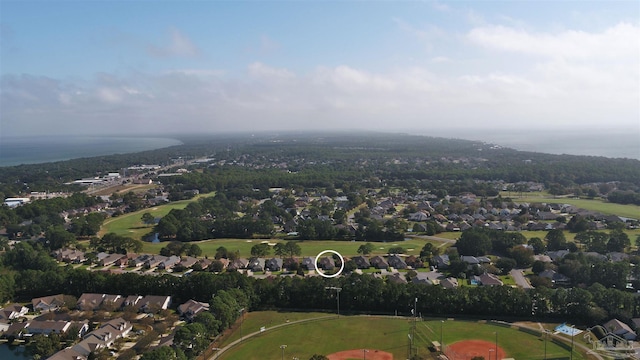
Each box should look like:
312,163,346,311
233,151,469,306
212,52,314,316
216,313,589,360
89,183,157,196
99,192,216,239
499,192,640,219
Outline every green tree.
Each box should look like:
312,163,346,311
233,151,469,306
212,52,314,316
607,229,630,252
456,229,492,256
357,242,375,255
251,243,271,257
527,237,545,254
545,229,567,251
140,346,178,360
141,212,155,225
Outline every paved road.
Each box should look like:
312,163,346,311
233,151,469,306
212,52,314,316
510,269,533,289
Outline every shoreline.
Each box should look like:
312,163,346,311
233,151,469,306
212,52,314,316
0,136,183,167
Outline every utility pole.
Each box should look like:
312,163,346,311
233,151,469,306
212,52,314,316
325,287,342,316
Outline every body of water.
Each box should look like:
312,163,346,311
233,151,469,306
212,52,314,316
0,343,29,360
0,136,183,167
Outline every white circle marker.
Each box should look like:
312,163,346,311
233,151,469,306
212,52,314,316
314,250,345,278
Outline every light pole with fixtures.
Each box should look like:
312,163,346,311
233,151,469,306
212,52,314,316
280,345,287,360
325,286,342,316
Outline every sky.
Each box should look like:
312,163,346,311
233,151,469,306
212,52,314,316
1,0,639,143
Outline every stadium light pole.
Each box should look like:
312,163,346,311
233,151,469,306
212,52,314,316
440,320,444,351
280,344,287,360
495,331,498,358
489,348,494,360
238,308,244,342
570,325,574,360
325,286,342,316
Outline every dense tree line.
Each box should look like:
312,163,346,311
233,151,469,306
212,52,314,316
2,242,640,328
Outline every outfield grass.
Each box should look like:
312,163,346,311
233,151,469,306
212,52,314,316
142,238,433,258
218,314,588,360
499,192,640,219
99,191,216,239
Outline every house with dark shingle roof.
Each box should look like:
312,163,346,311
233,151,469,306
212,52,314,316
603,318,637,340
370,256,389,269
387,255,407,269
351,256,371,269
32,294,66,313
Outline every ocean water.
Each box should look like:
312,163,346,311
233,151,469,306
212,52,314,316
0,136,183,167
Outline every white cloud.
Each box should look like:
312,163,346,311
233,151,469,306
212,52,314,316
468,22,639,61
2,15,638,140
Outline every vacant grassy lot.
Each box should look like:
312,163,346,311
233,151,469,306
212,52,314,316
99,191,216,239
499,192,640,219
218,314,588,360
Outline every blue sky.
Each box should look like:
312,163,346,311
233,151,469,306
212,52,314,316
1,1,639,140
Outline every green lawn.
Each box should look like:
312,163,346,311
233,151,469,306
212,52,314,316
218,314,588,360
142,238,433,258
99,192,216,240
499,192,640,219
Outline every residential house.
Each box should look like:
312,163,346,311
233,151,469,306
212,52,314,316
25,320,88,337
32,294,66,313
47,348,88,360
547,250,570,262
412,273,434,286
123,295,142,308
351,256,371,269
77,294,106,311
0,303,29,320
247,257,265,272
71,318,132,357
433,255,450,269
474,273,503,286
318,257,335,271
179,256,199,269
53,248,85,263
387,273,407,284
178,300,210,322
460,256,480,265
101,295,124,310
136,295,172,313
441,277,459,289
387,255,407,269
98,253,125,267
227,258,249,271
300,257,315,270
370,256,389,270
265,258,283,272
144,255,168,269
158,255,181,270
539,270,571,286
602,319,637,340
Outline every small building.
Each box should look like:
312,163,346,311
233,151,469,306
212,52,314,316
387,255,407,269
178,300,210,322
603,318,637,340
0,303,29,320
370,256,389,270
32,294,66,313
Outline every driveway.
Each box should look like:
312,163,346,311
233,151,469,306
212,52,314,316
510,269,533,289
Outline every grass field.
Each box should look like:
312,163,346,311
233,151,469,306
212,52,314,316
99,191,216,239
217,313,588,360
499,191,640,219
